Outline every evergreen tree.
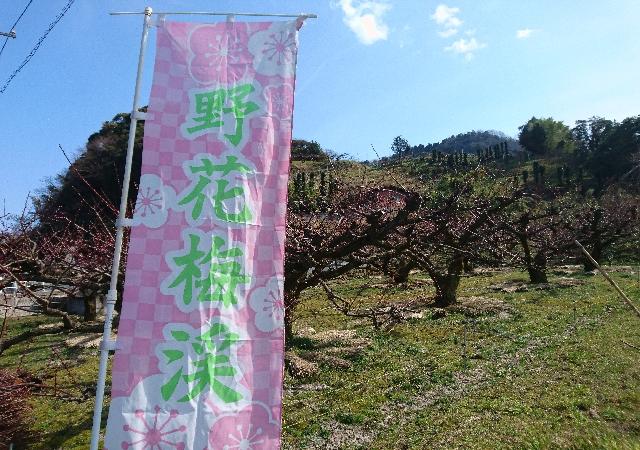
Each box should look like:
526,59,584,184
34,112,145,228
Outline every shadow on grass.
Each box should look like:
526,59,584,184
287,335,315,350
33,404,107,450
2,343,65,366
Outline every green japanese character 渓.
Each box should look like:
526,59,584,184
183,84,259,146
178,155,253,224
160,323,243,403
166,232,250,308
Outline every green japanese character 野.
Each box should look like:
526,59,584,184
182,84,259,146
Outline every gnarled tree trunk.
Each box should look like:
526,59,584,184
527,264,548,283
83,293,98,322
527,250,548,283
433,274,461,307
432,254,464,307
462,256,474,274
520,234,548,284
283,290,300,348
392,259,415,284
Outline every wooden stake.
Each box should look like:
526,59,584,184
575,240,640,319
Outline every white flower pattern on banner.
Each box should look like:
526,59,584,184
187,24,252,85
103,375,208,449
224,424,265,449
264,84,294,120
121,406,186,450
248,23,298,77
204,400,279,450
249,278,284,333
132,174,176,228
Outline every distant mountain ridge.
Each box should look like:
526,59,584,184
410,130,522,156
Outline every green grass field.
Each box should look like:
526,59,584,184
1,268,639,449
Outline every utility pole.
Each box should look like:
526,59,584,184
0,30,16,38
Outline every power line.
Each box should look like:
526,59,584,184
0,0,36,60
0,0,75,94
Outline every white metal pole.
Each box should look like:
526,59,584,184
89,6,153,450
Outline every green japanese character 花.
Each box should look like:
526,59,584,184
177,155,253,224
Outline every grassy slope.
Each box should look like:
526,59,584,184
282,270,640,449
1,270,638,449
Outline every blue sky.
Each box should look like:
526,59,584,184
1,0,639,215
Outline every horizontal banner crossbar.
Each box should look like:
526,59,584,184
110,11,317,19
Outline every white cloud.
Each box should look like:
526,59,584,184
431,4,463,39
445,37,486,60
431,4,485,59
438,28,458,38
336,0,390,45
516,28,537,39
431,4,463,29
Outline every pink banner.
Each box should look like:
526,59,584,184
104,19,301,449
